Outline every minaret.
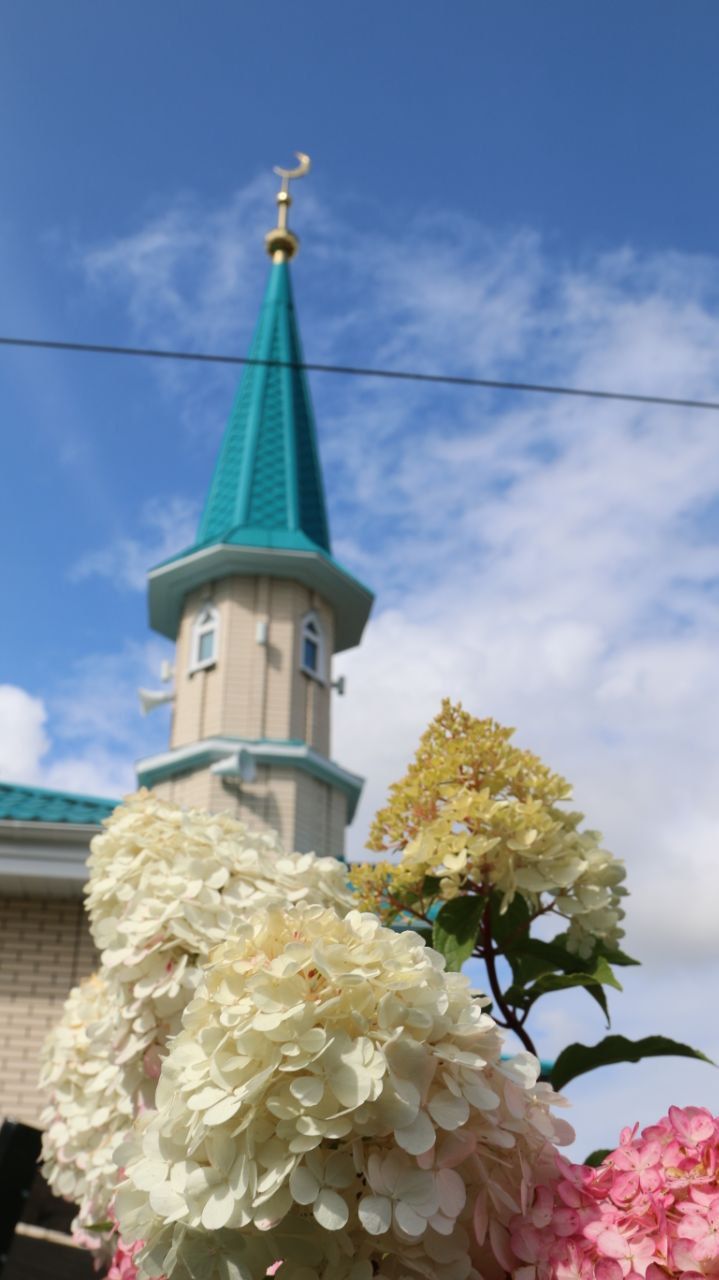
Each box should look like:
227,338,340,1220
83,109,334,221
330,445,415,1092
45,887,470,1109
136,156,374,857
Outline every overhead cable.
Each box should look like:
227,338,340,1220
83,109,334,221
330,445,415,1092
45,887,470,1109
0,333,717,413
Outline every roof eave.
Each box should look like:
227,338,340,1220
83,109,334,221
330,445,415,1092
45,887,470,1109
0,822,99,897
136,735,364,823
148,543,374,652
0,818,104,840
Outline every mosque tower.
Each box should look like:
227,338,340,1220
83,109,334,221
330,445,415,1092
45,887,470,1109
136,156,373,857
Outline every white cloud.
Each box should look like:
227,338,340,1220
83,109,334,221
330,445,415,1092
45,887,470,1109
41,750,134,800
0,685,49,782
0,642,173,799
70,495,198,590
49,639,173,752
79,186,719,1152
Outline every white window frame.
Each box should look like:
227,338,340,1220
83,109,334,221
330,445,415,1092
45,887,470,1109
300,610,326,683
189,603,219,673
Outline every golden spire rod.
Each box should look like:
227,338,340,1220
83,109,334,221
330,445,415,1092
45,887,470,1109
265,152,311,262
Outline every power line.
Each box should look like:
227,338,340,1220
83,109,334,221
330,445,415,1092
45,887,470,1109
0,332,718,413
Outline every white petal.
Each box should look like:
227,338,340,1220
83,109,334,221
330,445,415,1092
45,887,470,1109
187,1086,228,1111
131,1157,168,1191
499,1052,540,1088
394,1201,427,1238
396,1169,438,1212
201,1185,235,1230
358,1194,392,1235
462,1079,500,1110
437,1168,466,1218
330,1063,371,1108
204,1094,243,1126
149,1183,187,1221
254,1185,292,1229
289,1076,324,1106
395,1109,436,1156
289,1164,320,1206
313,1187,349,1231
429,1212,455,1235
428,1090,470,1131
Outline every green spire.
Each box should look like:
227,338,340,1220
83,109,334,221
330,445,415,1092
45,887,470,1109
196,260,331,555
148,158,373,654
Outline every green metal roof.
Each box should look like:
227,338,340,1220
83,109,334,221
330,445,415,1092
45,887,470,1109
0,781,117,825
149,257,374,651
197,259,330,555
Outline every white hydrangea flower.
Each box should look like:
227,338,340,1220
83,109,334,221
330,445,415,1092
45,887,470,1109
41,791,355,1251
39,970,140,1254
116,902,572,1280
86,789,354,964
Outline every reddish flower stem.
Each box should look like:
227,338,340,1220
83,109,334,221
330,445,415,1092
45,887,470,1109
481,898,538,1057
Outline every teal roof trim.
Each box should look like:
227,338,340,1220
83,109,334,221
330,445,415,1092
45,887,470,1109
148,540,374,653
194,261,331,556
0,781,117,825
136,736,364,823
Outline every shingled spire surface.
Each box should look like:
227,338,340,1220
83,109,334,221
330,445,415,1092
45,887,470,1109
148,215,373,653
195,260,331,556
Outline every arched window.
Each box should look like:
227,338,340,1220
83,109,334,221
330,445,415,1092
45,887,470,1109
300,611,325,682
190,604,219,672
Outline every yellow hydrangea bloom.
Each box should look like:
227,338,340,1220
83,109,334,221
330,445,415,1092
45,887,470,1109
353,701,626,957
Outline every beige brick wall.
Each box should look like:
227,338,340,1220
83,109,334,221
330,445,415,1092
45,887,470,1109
0,897,98,1127
295,772,347,859
171,576,334,756
153,762,347,858
153,763,298,852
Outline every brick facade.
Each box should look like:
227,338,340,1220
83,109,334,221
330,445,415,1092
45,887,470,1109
0,897,98,1127
171,576,334,758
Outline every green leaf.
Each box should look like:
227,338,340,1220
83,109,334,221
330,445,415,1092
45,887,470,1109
582,982,611,1024
550,1034,714,1092
507,938,625,1024
432,896,485,971
514,935,635,982
550,933,641,969
586,955,623,992
584,1148,611,1168
422,875,442,896
593,942,641,968
505,955,621,1023
490,892,531,950
527,960,620,1000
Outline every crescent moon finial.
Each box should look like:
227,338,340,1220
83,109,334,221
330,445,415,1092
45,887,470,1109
265,152,312,262
273,152,311,188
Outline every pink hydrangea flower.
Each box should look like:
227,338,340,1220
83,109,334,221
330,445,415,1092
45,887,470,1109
106,1236,158,1280
507,1106,719,1278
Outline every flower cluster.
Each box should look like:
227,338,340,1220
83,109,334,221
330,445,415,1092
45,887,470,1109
509,1105,719,1278
40,972,137,1248
41,791,355,1252
115,902,572,1280
107,1234,147,1280
84,790,355,1096
354,701,626,957
86,788,354,968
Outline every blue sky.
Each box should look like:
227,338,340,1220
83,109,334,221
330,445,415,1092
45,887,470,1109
2,1,719,1155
